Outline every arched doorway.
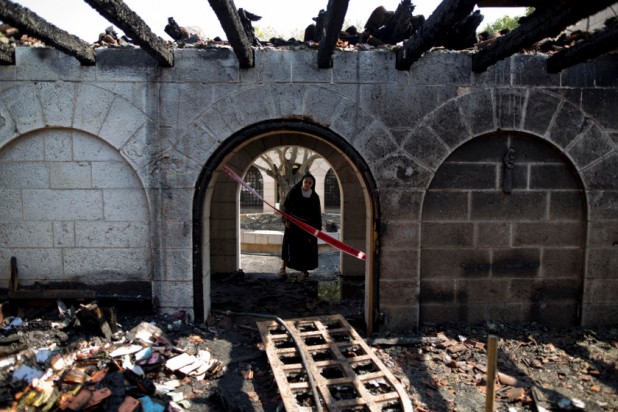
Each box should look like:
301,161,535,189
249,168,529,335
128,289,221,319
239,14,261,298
420,132,586,326
193,120,380,332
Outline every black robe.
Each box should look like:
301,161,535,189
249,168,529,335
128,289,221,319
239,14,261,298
281,183,322,271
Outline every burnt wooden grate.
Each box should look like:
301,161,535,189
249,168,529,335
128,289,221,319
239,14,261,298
257,314,413,411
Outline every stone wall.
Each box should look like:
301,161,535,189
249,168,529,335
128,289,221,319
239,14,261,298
0,47,616,330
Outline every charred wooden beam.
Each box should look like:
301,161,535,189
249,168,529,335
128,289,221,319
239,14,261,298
208,0,254,68
396,0,477,70
0,0,95,65
84,0,174,67
437,9,484,50
0,44,15,64
472,0,618,72
547,23,618,73
318,0,350,69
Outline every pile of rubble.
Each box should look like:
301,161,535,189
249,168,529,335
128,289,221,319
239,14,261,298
0,302,229,411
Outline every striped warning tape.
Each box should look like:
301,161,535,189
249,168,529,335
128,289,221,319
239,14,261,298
223,166,366,261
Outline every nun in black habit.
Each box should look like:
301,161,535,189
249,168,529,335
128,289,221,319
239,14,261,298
279,173,322,279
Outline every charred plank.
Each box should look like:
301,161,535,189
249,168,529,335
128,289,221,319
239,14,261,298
0,44,15,64
84,0,174,67
437,9,484,50
547,23,618,73
396,0,477,70
318,0,350,69
0,0,95,65
472,0,618,72
208,0,254,68
378,0,417,44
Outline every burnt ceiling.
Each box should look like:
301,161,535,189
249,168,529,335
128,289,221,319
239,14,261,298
0,0,617,73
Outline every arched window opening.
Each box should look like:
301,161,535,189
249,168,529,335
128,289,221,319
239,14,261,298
241,166,263,213
324,169,341,211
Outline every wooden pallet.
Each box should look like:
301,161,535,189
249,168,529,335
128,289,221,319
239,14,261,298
257,314,413,411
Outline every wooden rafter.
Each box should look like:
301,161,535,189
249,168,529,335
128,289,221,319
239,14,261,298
318,0,350,69
208,0,254,68
472,0,618,72
84,0,174,67
0,0,95,65
547,23,618,73
396,0,477,70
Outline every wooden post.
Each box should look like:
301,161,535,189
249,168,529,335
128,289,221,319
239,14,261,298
485,335,498,412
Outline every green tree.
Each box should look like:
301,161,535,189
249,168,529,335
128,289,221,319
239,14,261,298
482,8,534,34
253,147,321,202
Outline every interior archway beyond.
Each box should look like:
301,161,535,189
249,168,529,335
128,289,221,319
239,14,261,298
194,121,378,331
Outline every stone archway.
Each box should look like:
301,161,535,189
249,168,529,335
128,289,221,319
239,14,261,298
420,132,586,326
193,120,380,331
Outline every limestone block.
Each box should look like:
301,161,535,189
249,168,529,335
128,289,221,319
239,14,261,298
421,248,490,278
352,120,398,165
408,51,471,85
0,221,53,247
15,48,91,81
582,89,618,130
160,189,194,222
424,100,469,148
53,221,75,247
547,101,588,149
0,189,22,220
95,49,158,82
50,162,92,188
73,132,120,161
75,221,150,248
374,153,432,189
549,191,585,220
232,86,276,125
379,248,418,280
586,247,618,279
160,249,193,282
98,98,147,149
568,125,614,169
63,248,152,278
103,189,149,221
513,222,584,247
542,248,584,278
512,54,560,86
270,83,306,118
495,88,527,131
290,50,331,83
331,99,376,141
23,189,103,220
492,248,541,277
588,190,618,219
456,88,496,136
523,90,561,136
475,222,511,248
0,248,62,281
420,278,455,303
161,221,192,249
45,129,73,161
382,221,419,247
73,85,116,136
422,222,474,247
0,163,49,188
2,84,45,134
471,192,547,220
379,189,423,220
0,133,44,161
92,161,141,188
422,191,469,221
457,278,510,304
248,49,293,83
588,221,618,246
582,153,618,190
160,48,238,83
153,280,194,310
37,81,77,127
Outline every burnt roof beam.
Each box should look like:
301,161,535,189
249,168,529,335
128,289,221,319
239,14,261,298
396,0,477,70
317,0,350,69
472,0,618,72
0,44,15,64
208,0,254,68
547,24,618,73
0,0,96,65
84,0,174,67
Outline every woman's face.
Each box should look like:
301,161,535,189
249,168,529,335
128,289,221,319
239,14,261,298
302,177,314,190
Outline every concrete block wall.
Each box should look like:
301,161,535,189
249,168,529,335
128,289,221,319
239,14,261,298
0,46,616,330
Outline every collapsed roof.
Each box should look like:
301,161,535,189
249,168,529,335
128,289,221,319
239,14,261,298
0,0,616,73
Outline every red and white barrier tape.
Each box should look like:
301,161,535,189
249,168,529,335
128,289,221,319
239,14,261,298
223,166,366,261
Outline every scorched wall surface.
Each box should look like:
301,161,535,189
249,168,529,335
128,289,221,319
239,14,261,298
0,47,616,330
